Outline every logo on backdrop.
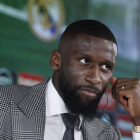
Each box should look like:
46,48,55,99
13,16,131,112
0,68,15,85
27,0,65,42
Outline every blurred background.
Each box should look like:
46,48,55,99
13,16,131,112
0,0,140,139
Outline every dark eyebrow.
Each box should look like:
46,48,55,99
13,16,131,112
103,60,115,66
77,52,91,58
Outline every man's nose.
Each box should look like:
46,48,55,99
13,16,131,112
85,66,102,85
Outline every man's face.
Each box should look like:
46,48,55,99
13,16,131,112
57,34,117,119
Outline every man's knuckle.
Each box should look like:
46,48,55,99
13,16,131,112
133,84,138,89
135,78,139,82
136,84,139,88
116,78,120,82
136,80,140,84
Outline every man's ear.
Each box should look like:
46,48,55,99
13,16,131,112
50,49,61,70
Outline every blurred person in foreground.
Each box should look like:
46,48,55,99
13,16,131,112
0,20,140,140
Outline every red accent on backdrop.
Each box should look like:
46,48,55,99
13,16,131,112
116,114,132,137
98,89,117,110
18,72,44,86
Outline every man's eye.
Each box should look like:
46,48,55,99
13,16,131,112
101,64,110,70
80,58,89,64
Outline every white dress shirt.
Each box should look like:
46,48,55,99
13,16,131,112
44,79,83,140
133,130,140,140
44,79,140,140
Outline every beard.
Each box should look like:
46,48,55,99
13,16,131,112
58,70,106,120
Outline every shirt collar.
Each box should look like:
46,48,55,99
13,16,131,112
45,78,82,129
45,78,68,117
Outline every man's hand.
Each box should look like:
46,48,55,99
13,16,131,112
110,77,140,125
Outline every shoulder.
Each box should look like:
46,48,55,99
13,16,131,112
0,85,31,111
91,117,113,128
0,85,16,101
0,79,49,101
0,84,31,99
83,117,121,139
84,117,114,128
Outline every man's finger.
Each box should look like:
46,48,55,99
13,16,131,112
110,77,116,99
113,81,139,88
110,76,117,86
114,78,139,84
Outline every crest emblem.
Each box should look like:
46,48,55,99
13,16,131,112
27,0,65,42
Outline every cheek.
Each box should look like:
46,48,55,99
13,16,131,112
63,62,86,85
101,73,112,89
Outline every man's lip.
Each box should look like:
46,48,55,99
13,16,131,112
80,88,99,95
78,89,98,98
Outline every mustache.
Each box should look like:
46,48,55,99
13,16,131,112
76,85,101,94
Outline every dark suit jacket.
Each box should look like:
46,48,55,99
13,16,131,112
0,80,121,140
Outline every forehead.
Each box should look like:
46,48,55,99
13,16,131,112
66,34,117,60
75,34,116,51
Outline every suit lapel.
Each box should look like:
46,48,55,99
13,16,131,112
11,80,105,140
11,80,49,140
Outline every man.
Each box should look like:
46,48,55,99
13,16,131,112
0,20,140,140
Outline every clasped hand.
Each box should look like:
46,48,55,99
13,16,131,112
111,77,140,125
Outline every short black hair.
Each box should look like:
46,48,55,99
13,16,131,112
60,20,117,46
